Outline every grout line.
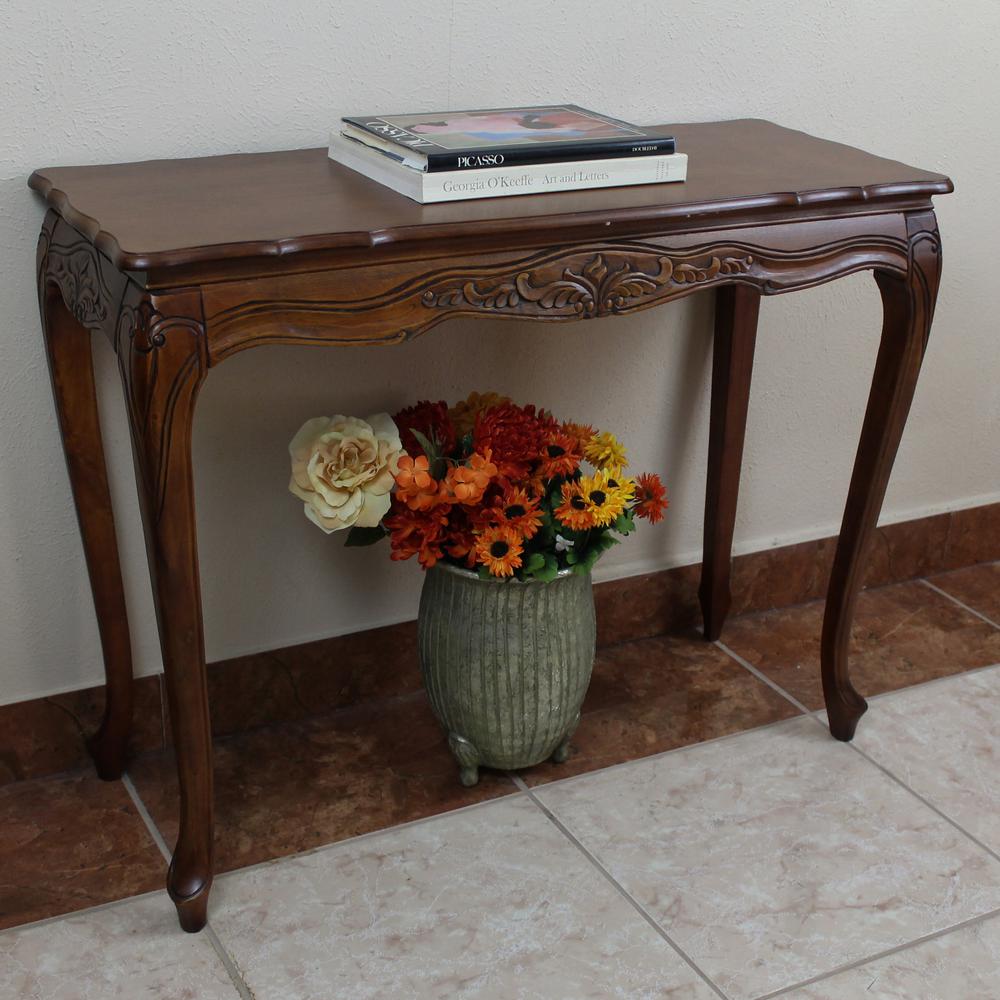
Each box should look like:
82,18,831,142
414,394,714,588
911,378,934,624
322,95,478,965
0,886,165,937
512,774,732,1000
922,578,1000,630
204,924,256,1000
752,904,1000,999
517,713,804,795
863,659,1000,704
122,773,172,863
214,785,528,884
124,776,254,998
842,739,1000,867
713,639,815,715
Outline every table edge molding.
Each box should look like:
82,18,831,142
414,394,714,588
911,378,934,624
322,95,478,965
28,166,953,272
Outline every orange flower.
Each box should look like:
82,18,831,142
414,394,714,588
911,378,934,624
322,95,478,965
634,472,669,523
394,454,441,511
449,391,510,438
561,421,596,452
478,486,543,540
438,449,498,506
537,430,582,481
383,504,448,568
554,481,597,532
474,524,524,577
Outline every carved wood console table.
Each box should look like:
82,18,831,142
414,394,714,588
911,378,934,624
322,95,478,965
30,119,952,932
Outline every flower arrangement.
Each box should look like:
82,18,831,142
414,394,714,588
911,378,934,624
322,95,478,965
289,392,668,581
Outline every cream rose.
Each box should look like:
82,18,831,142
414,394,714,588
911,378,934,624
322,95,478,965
289,413,402,533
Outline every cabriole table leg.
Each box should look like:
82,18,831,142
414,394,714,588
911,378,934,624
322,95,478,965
118,286,215,931
821,211,942,740
700,283,760,640
39,284,134,780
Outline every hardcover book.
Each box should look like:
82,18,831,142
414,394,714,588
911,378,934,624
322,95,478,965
328,131,687,204
341,104,676,172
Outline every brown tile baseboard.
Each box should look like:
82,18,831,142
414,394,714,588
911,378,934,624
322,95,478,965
4,500,998,785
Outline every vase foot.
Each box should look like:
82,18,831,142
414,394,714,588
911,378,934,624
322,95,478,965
551,711,581,765
447,732,481,788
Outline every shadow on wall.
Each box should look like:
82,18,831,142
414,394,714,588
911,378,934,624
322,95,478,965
189,293,715,663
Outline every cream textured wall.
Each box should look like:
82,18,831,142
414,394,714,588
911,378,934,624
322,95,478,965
1,0,997,704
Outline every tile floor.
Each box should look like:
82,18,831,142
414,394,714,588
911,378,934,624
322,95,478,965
2,562,998,998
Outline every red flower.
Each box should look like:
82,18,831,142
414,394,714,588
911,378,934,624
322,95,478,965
383,502,449,568
393,400,456,458
443,507,478,568
473,402,556,480
634,472,669,524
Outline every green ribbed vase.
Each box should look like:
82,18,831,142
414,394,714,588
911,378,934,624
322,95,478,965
417,561,596,786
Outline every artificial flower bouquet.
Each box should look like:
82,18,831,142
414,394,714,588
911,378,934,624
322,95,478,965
289,392,668,581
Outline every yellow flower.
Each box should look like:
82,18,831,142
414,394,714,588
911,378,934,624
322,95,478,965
584,431,627,471
604,468,636,506
448,391,510,438
578,469,628,527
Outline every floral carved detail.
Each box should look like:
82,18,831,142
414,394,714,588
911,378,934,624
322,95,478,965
421,251,754,317
46,243,113,327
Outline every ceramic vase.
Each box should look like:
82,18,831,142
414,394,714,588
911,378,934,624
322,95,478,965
417,561,596,786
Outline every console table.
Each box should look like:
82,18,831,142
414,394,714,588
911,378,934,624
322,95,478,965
30,119,952,932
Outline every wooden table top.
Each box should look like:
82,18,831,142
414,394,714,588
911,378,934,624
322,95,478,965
29,119,952,272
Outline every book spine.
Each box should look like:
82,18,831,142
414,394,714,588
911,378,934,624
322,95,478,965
421,154,687,203
424,137,676,172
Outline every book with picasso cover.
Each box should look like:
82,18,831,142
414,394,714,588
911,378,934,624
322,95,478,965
341,104,676,172
327,131,687,204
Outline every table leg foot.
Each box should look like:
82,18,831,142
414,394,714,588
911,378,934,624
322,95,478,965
171,877,212,934
826,689,868,742
87,726,129,781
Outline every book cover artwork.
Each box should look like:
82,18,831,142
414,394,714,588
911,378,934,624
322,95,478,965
361,106,644,151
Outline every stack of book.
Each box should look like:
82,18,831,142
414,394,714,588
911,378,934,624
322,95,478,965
328,104,687,204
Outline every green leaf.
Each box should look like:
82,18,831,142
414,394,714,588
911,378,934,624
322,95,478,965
612,509,636,535
409,428,437,459
344,525,387,547
409,427,448,480
524,551,546,574
565,547,579,565
477,564,494,581
534,553,560,583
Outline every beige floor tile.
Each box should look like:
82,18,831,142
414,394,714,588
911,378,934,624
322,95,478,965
535,718,1000,1000
211,796,718,1000
0,894,237,999
786,913,1000,999
854,665,1000,853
